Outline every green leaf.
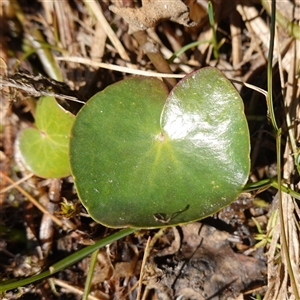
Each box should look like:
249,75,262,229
17,96,75,178
70,67,250,228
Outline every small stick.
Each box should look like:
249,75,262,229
137,236,151,300
0,171,64,228
0,172,34,194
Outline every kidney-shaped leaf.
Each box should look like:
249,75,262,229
70,67,250,228
18,96,75,178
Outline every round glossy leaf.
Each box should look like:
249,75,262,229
70,68,250,228
18,96,75,178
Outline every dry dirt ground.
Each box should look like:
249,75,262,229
0,0,300,299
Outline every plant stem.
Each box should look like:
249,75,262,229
261,0,300,40
208,1,219,60
267,1,299,298
133,30,177,90
82,249,99,300
243,179,300,201
266,0,278,133
276,131,299,299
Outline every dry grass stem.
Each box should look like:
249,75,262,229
52,278,103,300
0,171,64,228
57,56,186,78
0,172,34,194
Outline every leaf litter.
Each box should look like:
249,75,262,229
0,0,299,299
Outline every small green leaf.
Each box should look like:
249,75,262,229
18,96,75,178
70,67,250,228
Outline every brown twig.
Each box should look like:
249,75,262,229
133,30,177,90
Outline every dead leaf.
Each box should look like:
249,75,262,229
151,223,267,299
109,0,196,34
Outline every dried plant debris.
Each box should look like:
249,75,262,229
110,0,197,34
0,71,83,104
149,223,266,299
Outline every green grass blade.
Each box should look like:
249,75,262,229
82,249,99,300
0,228,136,292
208,1,219,60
